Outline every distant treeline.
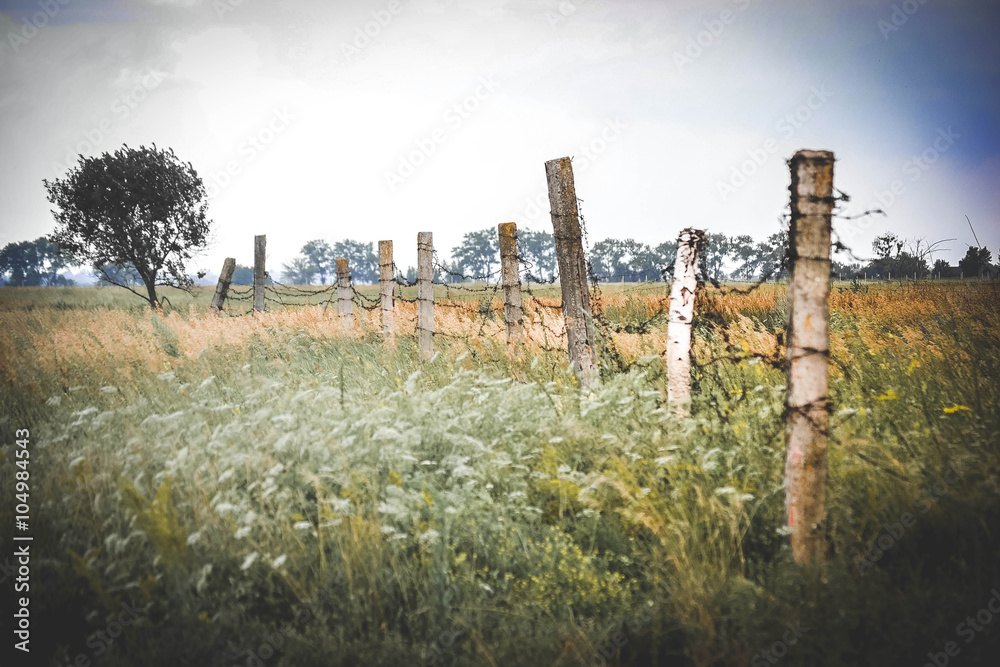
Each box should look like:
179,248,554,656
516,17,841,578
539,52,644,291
1,232,995,287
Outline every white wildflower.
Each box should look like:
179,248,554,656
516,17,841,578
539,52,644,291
240,552,259,571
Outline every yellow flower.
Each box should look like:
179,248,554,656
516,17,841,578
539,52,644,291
943,404,971,414
877,390,897,401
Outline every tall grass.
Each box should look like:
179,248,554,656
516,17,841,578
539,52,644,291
0,282,998,666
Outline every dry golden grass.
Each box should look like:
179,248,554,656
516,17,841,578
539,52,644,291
2,282,996,391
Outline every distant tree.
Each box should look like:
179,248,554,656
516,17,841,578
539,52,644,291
45,144,211,307
300,240,334,284
728,234,758,281
331,240,378,284
232,265,253,286
932,259,958,278
702,233,731,282
958,246,993,278
518,228,557,282
0,237,73,286
651,240,678,281
95,262,141,286
589,238,659,282
281,256,317,285
754,228,789,280
451,229,500,281
867,232,930,278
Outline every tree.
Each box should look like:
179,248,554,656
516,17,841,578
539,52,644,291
45,144,211,307
867,232,930,278
518,228,557,282
95,262,141,286
451,229,499,281
281,256,317,285
300,240,334,284
932,259,957,278
728,234,758,281
331,240,379,284
958,246,993,278
753,228,789,281
702,233,731,282
0,237,73,286
651,240,677,281
232,264,254,285
589,238,658,282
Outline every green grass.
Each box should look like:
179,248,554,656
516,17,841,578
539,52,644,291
0,282,998,666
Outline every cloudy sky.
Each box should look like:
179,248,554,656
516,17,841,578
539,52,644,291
1,0,997,276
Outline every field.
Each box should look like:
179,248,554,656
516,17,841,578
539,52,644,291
1,280,999,666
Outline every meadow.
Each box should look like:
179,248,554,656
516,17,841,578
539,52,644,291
1,280,998,666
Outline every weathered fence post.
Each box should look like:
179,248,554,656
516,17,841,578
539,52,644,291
253,235,266,313
498,222,524,350
417,232,434,360
379,240,394,336
210,257,236,313
785,149,835,567
336,258,353,328
666,228,706,416
545,157,597,387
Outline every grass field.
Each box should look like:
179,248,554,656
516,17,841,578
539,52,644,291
1,280,998,666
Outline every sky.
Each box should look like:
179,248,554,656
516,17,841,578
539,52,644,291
1,0,998,278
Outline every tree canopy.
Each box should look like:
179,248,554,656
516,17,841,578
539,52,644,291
0,237,74,286
44,144,211,306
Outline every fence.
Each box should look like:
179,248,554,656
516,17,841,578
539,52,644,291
203,149,892,568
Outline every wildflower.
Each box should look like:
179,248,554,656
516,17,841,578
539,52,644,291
943,404,971,414
240,552,259,571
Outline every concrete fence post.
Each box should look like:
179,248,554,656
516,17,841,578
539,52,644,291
253,235,266,313
417,232,434,360
379,240,394,336
336,258,353,328
210,257,236,313
545,157,597,387
498,222,524,350
785,149,835,567
666,228,706,416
